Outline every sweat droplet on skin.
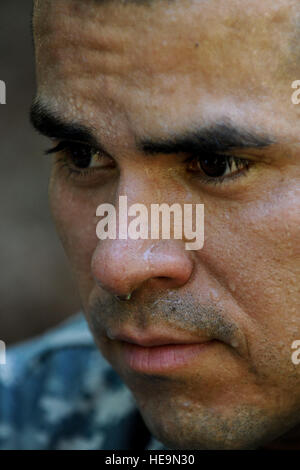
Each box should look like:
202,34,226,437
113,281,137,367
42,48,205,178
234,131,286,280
209,288,220,302
229,281,236,292
143,244,156,261
106,329,115,340
182,401,192,408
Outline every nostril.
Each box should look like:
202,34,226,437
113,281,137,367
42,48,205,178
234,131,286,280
115,293,132,302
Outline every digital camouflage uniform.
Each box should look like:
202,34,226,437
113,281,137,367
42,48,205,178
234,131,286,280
0,313,167,450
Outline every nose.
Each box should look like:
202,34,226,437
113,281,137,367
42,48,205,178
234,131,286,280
91,237,194,299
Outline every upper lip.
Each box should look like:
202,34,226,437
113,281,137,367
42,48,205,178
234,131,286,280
107,328,213,347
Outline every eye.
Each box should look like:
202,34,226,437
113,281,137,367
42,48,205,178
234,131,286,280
64,142,101,169
186,154,251,181
45,141,115,171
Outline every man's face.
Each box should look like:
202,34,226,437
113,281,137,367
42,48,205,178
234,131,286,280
33,0,300,449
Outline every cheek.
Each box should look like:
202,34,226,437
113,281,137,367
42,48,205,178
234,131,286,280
237,191,299,314
201,187,300,349
194,188,300,385
49,175,98,297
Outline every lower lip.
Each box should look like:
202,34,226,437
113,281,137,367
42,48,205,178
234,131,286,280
121,341,216,374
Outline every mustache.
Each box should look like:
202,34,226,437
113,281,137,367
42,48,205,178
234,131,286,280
88,290,247,355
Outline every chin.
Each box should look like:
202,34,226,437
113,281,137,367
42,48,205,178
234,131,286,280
136,399,295,450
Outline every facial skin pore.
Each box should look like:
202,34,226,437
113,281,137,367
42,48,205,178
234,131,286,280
32,0,300,449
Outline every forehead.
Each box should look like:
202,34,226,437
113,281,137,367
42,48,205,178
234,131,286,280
33,0,300,140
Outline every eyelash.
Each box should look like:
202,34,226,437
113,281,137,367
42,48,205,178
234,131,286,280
184,153,252,185
45,141,253,185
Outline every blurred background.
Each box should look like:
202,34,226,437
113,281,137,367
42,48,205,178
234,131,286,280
0,0,81,345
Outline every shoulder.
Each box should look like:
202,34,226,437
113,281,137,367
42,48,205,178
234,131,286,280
0,313,112,392
0,314,142,449
1,313,94,373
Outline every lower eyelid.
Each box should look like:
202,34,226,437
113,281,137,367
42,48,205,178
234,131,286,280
53,154,116,184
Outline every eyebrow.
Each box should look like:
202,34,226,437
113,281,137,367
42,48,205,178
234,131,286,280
30,100,107,152
30,100,275,159
140,123,275,156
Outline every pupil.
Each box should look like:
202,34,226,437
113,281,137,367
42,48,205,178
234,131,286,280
70,144,92,169
200,155,227,177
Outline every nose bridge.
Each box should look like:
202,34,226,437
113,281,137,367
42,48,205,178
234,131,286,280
92,168,195,296
116,163,170,210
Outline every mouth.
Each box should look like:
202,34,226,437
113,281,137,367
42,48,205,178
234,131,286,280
120,340,218,373
108,329,218,374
